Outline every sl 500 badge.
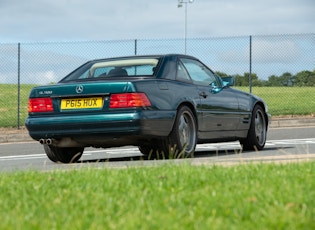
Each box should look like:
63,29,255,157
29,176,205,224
39,90,52,95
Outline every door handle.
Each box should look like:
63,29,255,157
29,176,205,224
199,92,208,98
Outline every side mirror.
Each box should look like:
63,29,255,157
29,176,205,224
222,76,235,87
209,81,222,94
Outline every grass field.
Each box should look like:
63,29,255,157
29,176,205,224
238,87,315,116
0,84,314,127
0,162,314,229
0,84,35,127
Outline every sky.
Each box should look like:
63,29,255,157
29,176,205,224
0,0,314,43
0,0,314,84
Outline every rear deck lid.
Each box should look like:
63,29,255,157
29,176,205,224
28,81,141,113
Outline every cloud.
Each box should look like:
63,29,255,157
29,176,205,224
0,0,314,42
0,43,88,84
217,39,301,64
24,70,58,85
0,0,313,83
1,34,313,83
252,39,301,63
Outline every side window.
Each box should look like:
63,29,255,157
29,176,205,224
176,61,191,82
180,58,218,86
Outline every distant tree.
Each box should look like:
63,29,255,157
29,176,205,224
234,74,247,86
268,75,281,86
215,71,228,78
253,79,268,86
294,70,315,86
266,72,293,86
244,72,264,86
310,69,315,86
267,75,282,86
279,72,294,86
233,73,261,86
213,70,314,87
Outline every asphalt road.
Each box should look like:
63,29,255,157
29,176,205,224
0,126,314,172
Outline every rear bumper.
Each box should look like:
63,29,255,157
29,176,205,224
25,110,176,141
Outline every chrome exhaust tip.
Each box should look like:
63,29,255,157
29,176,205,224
46,139,53,145
39,138,54,145
39,139,45,145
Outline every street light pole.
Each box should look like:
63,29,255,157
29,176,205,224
178,0,194,54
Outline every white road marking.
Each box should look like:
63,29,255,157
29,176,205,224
0,138,314,161
0,154,47,161
266,138,315,146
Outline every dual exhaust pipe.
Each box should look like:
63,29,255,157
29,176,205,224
38,137,83,148
39,138,54,145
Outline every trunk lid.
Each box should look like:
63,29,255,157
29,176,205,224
28,81,137,114
30,81,136,98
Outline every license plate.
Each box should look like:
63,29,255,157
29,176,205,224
61,97,103,110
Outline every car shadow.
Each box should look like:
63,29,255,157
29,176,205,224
77,146,295,164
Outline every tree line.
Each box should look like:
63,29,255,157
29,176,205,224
216,69,315,87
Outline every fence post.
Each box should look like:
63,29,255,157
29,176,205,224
249,35,252,93
17,43,21,129
134,39,137,55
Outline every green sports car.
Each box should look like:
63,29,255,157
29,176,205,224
25,54,270,163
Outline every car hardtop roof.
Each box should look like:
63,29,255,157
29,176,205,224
88,54,198,63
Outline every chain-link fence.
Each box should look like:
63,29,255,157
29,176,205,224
0,33,314,128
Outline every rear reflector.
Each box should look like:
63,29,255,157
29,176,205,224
109,93,151,108
28,98,54,112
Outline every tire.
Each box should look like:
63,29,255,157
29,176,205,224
138,144,161,160
43,145,84,163
161,106,197,158
241,105,267,151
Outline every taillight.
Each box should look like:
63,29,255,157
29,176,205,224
109,93,152,108
28,98,54,112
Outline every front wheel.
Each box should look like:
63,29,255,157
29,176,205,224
241,105,267,151
43,145,84,163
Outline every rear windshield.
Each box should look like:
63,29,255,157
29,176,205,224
60,57,160,82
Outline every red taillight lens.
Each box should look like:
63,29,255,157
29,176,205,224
109,93,152,108
28,98,54,112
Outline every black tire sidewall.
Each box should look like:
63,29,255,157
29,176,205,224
242,105,267,151
169,106,197,156
44,145,84,163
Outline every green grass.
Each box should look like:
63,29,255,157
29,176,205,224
236,87,315,116
0,84,314,127
0,84,35,127
0,162,314,229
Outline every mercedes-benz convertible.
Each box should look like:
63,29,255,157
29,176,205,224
26,54,270,163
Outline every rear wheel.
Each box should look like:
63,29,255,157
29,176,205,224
138,144,161,159
43,145,84,163
161,106,197,158
241,105,267,151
